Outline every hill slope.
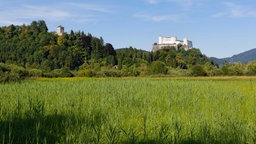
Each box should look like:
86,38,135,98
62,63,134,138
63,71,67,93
210,48,256,66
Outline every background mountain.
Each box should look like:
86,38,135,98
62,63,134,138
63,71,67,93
210,48,256,66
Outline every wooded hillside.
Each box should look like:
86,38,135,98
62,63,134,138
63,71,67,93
0,20,224,81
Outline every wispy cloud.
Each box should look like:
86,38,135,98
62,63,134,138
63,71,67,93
0,2,111,26
134,13,180,22
168,0,201,8
64,2,111,13
213,2,256,18
145,0,159,4
145,0,204,9
22,5,71,20
141,0,200,22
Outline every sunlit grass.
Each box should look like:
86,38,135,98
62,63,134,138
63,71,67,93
1,77,256,143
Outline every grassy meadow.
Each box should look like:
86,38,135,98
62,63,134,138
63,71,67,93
0,77,256,143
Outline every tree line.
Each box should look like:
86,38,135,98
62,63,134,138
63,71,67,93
0,20,117,70
1,20,256,82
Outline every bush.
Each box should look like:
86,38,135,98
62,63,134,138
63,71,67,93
168,68,191,76
0,63,28,83
210,68,223,76
246,61,256,75
97,70,121,77
0,63,11,72
28,69,43,77
9,64,28,78
58,68,74,77
43,68,74,78
190,65,207,76
227,63,244,76
76,69,96,77
0,72,21,83
120,65,140,76
150,61,168,74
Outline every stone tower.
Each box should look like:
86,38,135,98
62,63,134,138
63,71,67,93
57,25,64,36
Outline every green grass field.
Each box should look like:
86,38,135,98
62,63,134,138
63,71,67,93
0,77,256,143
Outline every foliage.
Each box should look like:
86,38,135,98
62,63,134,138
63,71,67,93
27,69,43,77
76,69,96,77
246,61,256,75
220,62,246,76
2,20,256,77
116,47,215,76
190,65,207,76
0,20,117,72
149,61,168,74
0,63,28,83
43,68,74,78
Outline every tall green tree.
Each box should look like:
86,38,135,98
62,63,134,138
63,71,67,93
246,61,256,75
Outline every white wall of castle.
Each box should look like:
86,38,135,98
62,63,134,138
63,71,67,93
158,36,192,47
152,36,193,52
159,36,178,45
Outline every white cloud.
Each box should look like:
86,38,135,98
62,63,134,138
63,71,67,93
22,5,71,20
213,2,256,18
64,2,111,13
0,19,24,26
0,2,111,26
145,0,204,9
134,13,180,22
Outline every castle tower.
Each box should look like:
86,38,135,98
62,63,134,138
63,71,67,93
57,25,64,36
183,38,188,45
159,36,163,44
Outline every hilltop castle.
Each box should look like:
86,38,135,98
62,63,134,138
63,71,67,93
152,36,193,52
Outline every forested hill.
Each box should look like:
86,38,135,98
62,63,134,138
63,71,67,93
116,47,213,70
0,20,217,80
210,48,256,66
0,20,117,71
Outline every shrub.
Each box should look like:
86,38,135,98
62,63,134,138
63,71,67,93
0,72,21,83
0,63,11,72
98,70,121,77
120,65,140,76
76,69,96,77
227,63,244,76
168,68,191,76
58,68,74,77
246,61,256,75
28,69,43,77
43,68,74,78
190,65,207,76
150,61,168,74
210,68,223,76
0,63,28,83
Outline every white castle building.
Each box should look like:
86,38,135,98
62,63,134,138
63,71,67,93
57,25,64,36
152,36,193,52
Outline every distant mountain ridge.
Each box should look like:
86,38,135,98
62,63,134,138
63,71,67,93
210,48,256,66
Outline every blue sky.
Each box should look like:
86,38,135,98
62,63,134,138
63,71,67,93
1,0,256,58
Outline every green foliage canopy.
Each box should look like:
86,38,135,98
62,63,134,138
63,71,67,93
0,20,231,77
